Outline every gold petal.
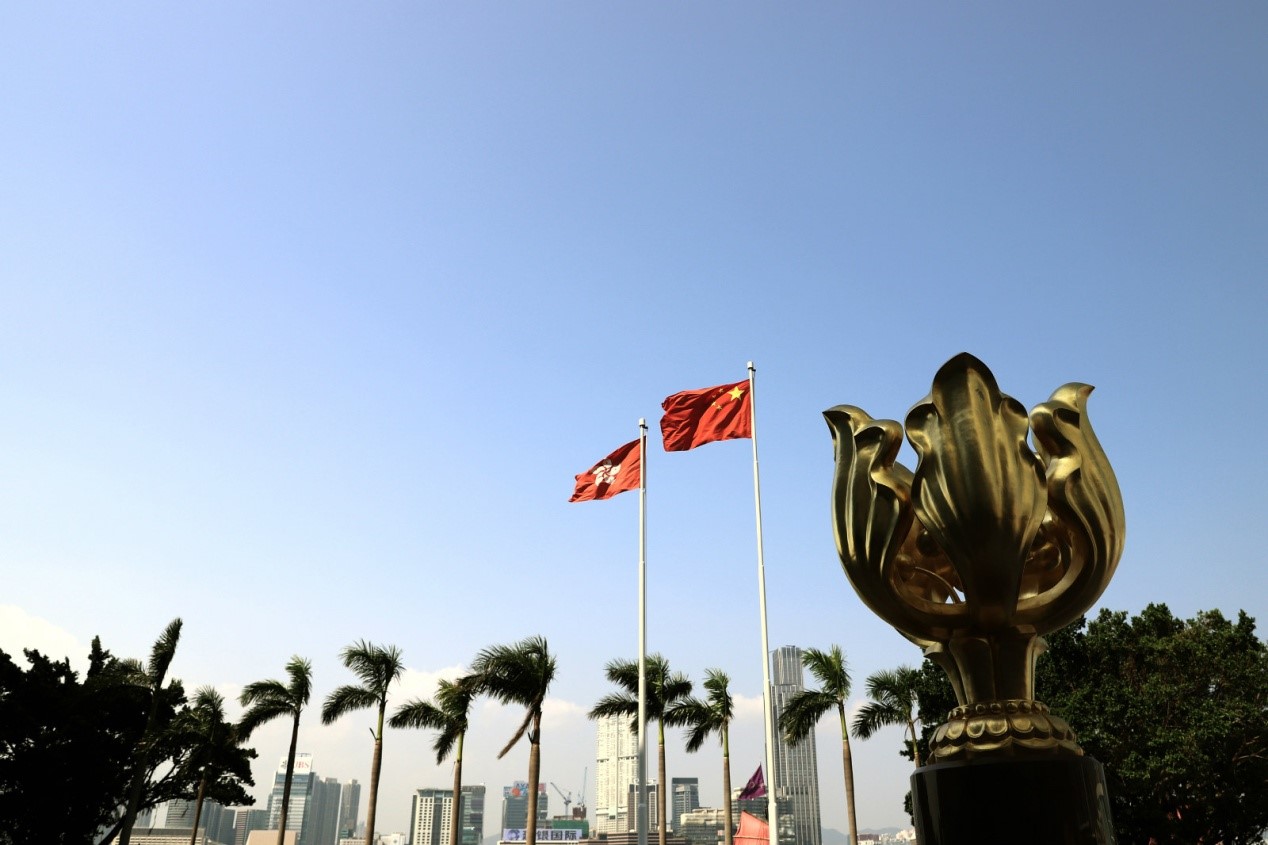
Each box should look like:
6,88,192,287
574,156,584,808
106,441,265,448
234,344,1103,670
904,354,1047,630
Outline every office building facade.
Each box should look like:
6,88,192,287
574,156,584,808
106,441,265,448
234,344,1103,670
594,713,639,834
670,778,699,833
339,780,362,840
770,647,822,845
501,782,547,833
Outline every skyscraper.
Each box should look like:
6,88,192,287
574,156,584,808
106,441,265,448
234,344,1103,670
670,778,699,833
410,788,453,845
267,753,317,845
770,647,822,845
593,713,639,834
460,784,486,845
235,809,270,845
500,783,547,832
339,780,362,840
309,777,343,845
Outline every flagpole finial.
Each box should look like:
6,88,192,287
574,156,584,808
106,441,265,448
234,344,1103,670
748,361,755,372
639,418,646,429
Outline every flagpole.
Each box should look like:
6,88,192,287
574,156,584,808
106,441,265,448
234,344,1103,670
637,419,649,845
748,362,779,845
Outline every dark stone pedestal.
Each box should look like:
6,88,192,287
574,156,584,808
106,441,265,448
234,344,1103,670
910,756,1116,845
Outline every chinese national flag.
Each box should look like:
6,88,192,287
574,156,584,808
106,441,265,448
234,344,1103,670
660,379,752,451
570,439,641,502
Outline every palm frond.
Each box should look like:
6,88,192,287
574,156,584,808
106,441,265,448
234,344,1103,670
239,679,289,707
851,700,901,739
238,699,292,739
779,689,837,745
390,698,448,731
589,692,638,722
802,645,850,698
285,656,313,704
340,641,405,695
147,618,183,685
322,684,380,724
433,723,463,764
471,636,555,708
498,709,534,758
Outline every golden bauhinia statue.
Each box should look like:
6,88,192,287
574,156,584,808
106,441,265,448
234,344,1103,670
825,353,1125,762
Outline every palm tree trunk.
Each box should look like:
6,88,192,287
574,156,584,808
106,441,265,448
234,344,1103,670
365,706,386,845
656,720,668,845
526,732,541,845
190,772,208,845
837,706,858,845
278,712,300,845
720,727,733,845
450,734,465,845
907,718,921,768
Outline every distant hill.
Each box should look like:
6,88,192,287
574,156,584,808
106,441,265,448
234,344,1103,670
822,827,907,845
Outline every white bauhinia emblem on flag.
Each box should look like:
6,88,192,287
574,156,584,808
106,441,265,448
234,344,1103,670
592,459,621,485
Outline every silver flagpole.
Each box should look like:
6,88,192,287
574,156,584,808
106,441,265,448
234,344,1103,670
747,362,779,845
637,419,649,845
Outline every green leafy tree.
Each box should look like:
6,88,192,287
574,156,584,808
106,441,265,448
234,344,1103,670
390,677,478,845
238,656,313,845
469,636,556,845
180,687,255,845
322,642,404,845
1037,605,1268,844
119,618,184,845
0,644,146,844
589,654,693,845
665,669,735,845
0,637,253,845
852,666,924,767
777,646,858,845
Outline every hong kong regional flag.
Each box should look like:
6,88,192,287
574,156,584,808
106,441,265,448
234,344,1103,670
570,439,641,502
660,380,752,451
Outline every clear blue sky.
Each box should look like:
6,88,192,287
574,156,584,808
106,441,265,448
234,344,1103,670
2,2,1265,836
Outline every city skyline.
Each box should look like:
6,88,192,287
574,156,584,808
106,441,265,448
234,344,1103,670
3,2,1265,838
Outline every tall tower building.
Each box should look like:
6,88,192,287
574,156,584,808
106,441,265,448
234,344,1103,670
770,647,822,845
234,808,270,845
670,778,699,832
410,788,454,845
593,714,639,834
267,753,317,844
339,780,362,840
459,784,486,845
309,777,343,845
500,783,547,833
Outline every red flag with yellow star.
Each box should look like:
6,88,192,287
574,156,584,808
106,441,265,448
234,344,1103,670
660,379,752,451
570,439,642,502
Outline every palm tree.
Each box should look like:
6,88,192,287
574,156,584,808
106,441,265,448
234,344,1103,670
239,656,313,845
776,646,858,845
182,687,240,845
469,636,556,845
589,654,692,845
852,666,924,767
322,641,405,845
390,676,478,845
119,617,183,845
665,669,734,845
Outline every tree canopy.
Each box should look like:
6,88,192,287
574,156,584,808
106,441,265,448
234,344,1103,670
902,604,1268,844
1039,604,1268,845
0,639,254,845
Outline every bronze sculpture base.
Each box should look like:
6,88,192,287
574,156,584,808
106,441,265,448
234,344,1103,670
910,756,1116,845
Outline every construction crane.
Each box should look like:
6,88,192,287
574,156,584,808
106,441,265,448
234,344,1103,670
577,767,587,818
549,782,572,817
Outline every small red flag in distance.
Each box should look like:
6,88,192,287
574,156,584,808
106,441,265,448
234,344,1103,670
570,439,642,502
660,379,752,451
